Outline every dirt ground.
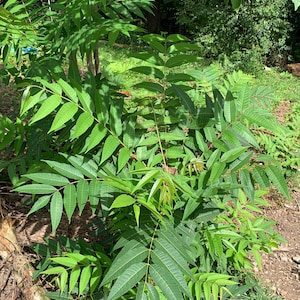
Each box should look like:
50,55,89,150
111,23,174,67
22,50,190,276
0,83,300,299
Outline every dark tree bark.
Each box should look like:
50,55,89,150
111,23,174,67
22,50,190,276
146,0,161,33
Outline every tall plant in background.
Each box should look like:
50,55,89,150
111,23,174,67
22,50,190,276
10,33,289,299
176,0,293,71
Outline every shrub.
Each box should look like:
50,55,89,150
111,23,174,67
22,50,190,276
176,0,294,72
4,34,288,299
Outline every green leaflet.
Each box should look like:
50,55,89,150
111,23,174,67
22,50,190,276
110,194,135,209
101,245,148,286
28,195,51,215
62,154,98,178
51,257,77,268
57,78,78,103
85,123,108,153
90,266,102,294
130,66,164,79
23,173,70,186
14,183,57,194
110,98,124,137
48,102,78,133
107,263,147,300
71,111,94,140
43,160,84,180
209,162,226,183
63,184,77,223
220,147,248,163
50,191,63,233
30,94,61,124
155,238,194,279
149,264,184,300
100,135,120,164
134,82,164,93
165,54,198,68
151,249,191,298
252,166,270,189
117,148,131,173
223,91,236,123
242,109,279,133
79,265,91,295
77,180,89,215
20,89,44,116
132,169,160,194
89,179,101,214
69,265,81,293
265,165,291,200
172,84,196,114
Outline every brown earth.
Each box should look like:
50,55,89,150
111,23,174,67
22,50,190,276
0,82,300,299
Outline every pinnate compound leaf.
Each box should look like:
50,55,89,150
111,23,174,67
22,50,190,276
171,84,196,114
50,191,63,233
14,184,57,194
30,94,61,124
107,263,147,300
49,102,78,132
72,111,94,139
63,184,77,223
23,173,69,186
110,194,135,209
265,165,291,199
28,195,51,215
43,160,84,180
149,264,184,300
100,135,120,164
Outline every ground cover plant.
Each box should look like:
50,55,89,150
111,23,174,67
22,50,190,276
1,1,300,299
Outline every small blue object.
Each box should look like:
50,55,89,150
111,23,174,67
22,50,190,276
21,47,38,54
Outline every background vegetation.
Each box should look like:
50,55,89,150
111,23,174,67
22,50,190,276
0,0,299,299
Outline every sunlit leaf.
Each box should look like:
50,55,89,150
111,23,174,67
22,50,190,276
30,94,61,124
100,135,120,164
49,102,78,132
110,194,135,209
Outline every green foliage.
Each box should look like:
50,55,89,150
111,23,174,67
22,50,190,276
5,33,290,299
176,0,294,72
0,1,294,298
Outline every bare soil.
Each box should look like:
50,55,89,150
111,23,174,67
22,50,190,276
0,83,300,299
